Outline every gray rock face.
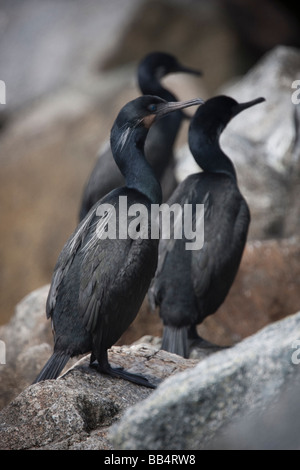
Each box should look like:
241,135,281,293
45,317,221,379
0,0,140,112
1,288,300,449
175,46,300,239
110,311,300,450
0,345,198,450
0,285,52,409
209,372,300,450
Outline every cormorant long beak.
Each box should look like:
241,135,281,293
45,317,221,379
232,97,266,117
155,97,205,120
177,65,202,77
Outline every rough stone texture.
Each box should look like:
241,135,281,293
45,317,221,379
0,0,141,112
0,286,51,409
0,285,79,409
0,344,198,450
110,311,300,450
209,373,300,450
176,46,300,240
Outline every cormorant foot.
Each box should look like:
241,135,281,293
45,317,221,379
189,335,230,351
90,362,156,389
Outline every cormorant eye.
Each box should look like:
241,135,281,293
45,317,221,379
148,104,157,113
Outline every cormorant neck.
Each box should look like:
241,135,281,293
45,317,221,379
138,67,173,100
189,126,237,181
110,123,162,205
139,73,183,171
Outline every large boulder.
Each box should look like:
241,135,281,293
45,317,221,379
110,311,300,450
0,286,52,409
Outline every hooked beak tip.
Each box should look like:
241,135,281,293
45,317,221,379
233,96,266,116
180,67,203,77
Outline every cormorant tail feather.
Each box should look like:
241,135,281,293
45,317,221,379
32,351,70,384
161,325,189,358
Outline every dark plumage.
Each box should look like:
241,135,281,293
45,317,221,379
149,95,265,358
33,95,203,387
79,52,201,220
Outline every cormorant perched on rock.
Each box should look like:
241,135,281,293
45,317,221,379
79,52,201,220
33,95,203,387
148,95,265,358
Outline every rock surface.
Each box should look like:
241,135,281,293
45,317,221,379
0,0,141,112
0,344,199,450
0,286,52,409
209,372,300,450
1,310,299,450
110,311,300,450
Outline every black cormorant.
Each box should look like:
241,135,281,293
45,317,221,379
79,52,201,220
148,95,265,358
33,95,203,387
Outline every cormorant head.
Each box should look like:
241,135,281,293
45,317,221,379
111,95,204,154
189,95,265,145
110,95,204,204
188,95,265,178
138,52,202,85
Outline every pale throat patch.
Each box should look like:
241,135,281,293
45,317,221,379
142,114,156,129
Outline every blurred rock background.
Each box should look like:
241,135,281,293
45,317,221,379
0,0,299,342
